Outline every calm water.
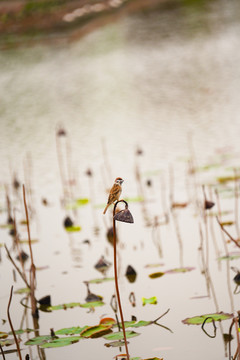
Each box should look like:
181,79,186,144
1,1,240,359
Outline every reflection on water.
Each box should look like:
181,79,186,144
1,1,240,360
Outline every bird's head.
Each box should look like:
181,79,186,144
115,177,124,185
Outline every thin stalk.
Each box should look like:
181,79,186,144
113,205,129,360
22,185,38,317
234,315,240,360
0,344,6,360
234,169,240,240
4,245,30,289
202,186,210,285
7,286,22,360
13,211,28,285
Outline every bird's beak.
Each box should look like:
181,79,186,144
121,179,124,184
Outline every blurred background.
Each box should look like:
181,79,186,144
1,1,240,360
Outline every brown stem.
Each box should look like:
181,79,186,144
4,245,30,289
234,169,240,241
0,343,6,360
113,201,130,360
22,185,37,317
7,286,22,360
234,315,240,360
216,216,240,249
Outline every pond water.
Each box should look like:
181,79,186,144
1,1,240,359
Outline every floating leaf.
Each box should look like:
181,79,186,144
25,335,53,346
0,224,13,229
19,239,39,244
114,320,152,329
100,318,116,325
218,252,240,261
104,331,140,340
182,312,233,325
148,272,165,279
65,226,81,232
217,175,240,184
105,340,127,348
165,267,195,274
0,339,15,346
55,326,88,335
145,263,164,268
207,210,232,217
80,301,105,308
88,277,114,284
124,196,144,203
172,202,188,209
0,332,8,339
9,328,34,335
47,301,104,311
142,297,157,306
14,287,31,295
47,302,82,311
76,198,89,206
130,320,152,328
80,324,112,338
219,221,234,226
197,163,221,171
41,336,80,348
66,198,89,210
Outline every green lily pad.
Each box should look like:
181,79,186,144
41,336,80,348
0,338,15,346
88,277,114,284
14,287,31,294
55,326,87,335
116,320,152,329
182,312,233,325
219,221,234,226
104,331,140,340
105,340,127,348
148,272,165,279
9,328,34,335
145,263,164,268
142,297,157,306
80,301,105,308
0,224,13,229
47,301,104,311
197,163,221,171
165,267,195,274
76,198,89,206
80,324,112,338
47,302,82,311
19,239,39,244
125,196,145,202
217,175,240,184
25,335,53,346
65,226,81,232
217,252,240,261
66,198,89,210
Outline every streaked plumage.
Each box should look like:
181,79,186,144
103,177,124,214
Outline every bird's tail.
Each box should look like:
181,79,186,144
103,204,109,214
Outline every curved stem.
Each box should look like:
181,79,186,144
113,200,130,360
7,286,22,360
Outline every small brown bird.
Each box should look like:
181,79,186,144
103,177,124,214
